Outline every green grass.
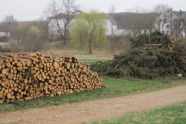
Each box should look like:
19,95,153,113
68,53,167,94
91,101,186,124
80,59,109,64
0,77,185,112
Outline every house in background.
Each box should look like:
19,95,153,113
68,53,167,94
0,24,10,44
106,17,118,36
155,8,185,37
48,9,186,38
48,11,159,38
108,9,186,37
48,12,134,37
106,12,160,36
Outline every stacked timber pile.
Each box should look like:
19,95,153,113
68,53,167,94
0,53,102,103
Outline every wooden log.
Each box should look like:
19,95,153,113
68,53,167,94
0,52,103,103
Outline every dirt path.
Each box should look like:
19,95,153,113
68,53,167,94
77,58,112,60
1,84,186,124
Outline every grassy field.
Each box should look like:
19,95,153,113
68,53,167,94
0,56,185,113
43,40,129,58
80,59,110,64
43,41,115,58
0,77,185,112
91,101,186,124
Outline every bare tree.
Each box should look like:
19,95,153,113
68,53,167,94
46,0,63,44
62,0,77,45
153,4,170,31
172,18,185,36
145,13,159,33
2,15,48,52
2,15,17,25
127,7,147,13
35,18,49,42
184,17,186,37
153,4,169,14
2,15,20,43
108,4,116,35
46,0,77,46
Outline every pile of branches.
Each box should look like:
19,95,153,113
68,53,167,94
130,31,174,48
91,31,186,79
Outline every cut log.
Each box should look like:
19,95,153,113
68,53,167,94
0,53,104,103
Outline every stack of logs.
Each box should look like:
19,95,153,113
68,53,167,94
0,53,102,103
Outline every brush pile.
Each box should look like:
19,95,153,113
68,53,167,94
0,53,102,103
91,31,186,79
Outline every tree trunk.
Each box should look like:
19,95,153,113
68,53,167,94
60,37,63,46
63,24,68,46
56,19,64,46
63,36,66,46
178,20,181,35
89,39,92,54
88,29,95,54
148,33,151,44
63,12,70,47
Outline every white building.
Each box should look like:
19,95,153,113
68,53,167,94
0,25,10,44
48,10,186,38
155,8,185,37
108,10,185,37
106,13,160,37
106,18,134,36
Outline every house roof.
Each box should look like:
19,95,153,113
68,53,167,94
0,25,10,32
54,13,76,20
72,10,83,15
108,12,135,16
107,16,117,25
18,21,49,27
110,13,159,29
50,11,84,21
18,21,35,27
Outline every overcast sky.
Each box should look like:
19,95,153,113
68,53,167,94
0,0,185,21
